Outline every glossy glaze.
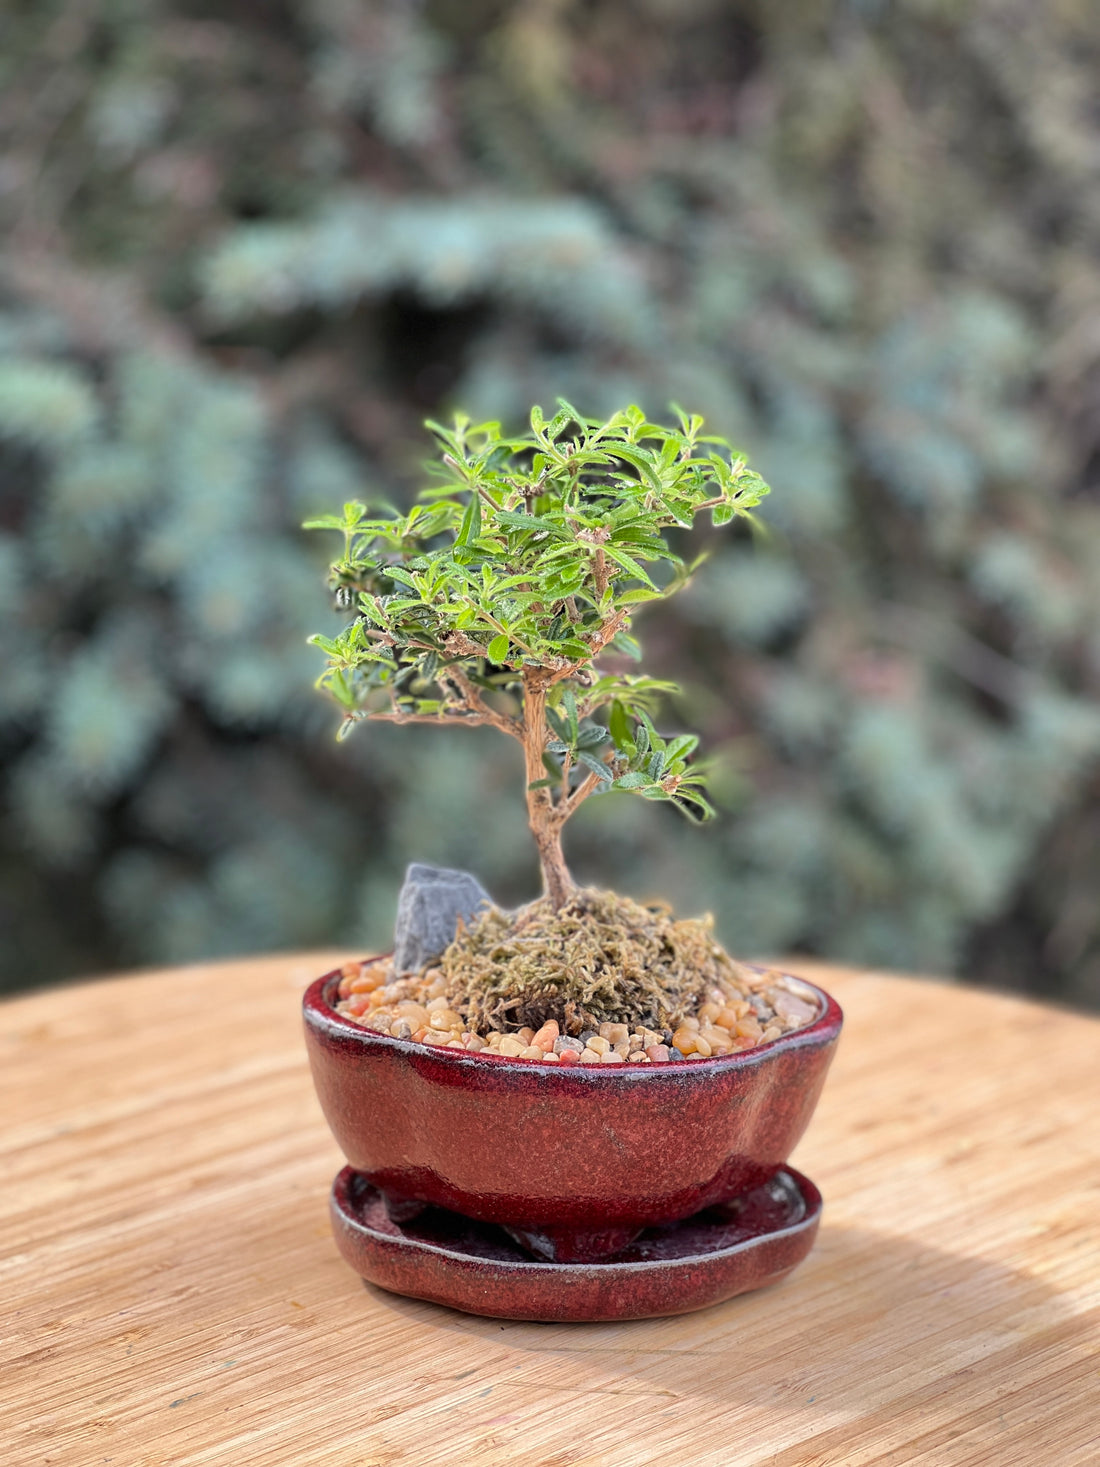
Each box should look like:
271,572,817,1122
303,962,841,1262
330,1166,822,1322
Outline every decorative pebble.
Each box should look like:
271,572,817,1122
333,958,819,1066
554,1035,583,1055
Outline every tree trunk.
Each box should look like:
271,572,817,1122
522,675,573,908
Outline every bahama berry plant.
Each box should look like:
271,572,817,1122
306,404,769,910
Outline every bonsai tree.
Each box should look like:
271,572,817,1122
305,403,769,910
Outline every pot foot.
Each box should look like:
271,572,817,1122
501,1222,643,1262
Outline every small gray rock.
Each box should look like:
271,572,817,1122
393,862,492,974
554,1035,584,1055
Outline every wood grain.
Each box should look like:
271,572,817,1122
2,954,1098,1467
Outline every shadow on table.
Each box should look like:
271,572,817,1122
365,1223,1068,1416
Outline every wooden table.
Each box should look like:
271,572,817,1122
3,955,1098,1466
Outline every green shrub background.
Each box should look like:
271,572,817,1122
4,0,1100,1009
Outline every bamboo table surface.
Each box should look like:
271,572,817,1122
3,954,1098,1467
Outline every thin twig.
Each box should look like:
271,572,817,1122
445,666,524,740
560,767,605,822
364,710,509,731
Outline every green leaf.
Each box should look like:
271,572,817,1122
609,700,631,750
457,493,482,547
665,734,699,762
576,723,610,750
577,750,613,783
563,688,579,741
492,509,571,538
602,546,657,588
487,633,509,662
614,771,650,790
673,790,716,822
307,632,342,657
610,630,643,658
545,704,571,741
302,514,349,531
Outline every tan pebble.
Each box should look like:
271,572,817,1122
429,1009,462,1030
517,1027,535,1045
642,1031,663,1050
541,1051,560,1063
397,1000,430,1024
533,1020,560,1050
762,1024,783,1042
717,1006,742,1028
588,1035,611,1055
390,1019,413,1041
681,1016,701,1031
772,990,818,1026
340,962,360,978
446,1039,466,1048
411,1026,430,1043
519,1044,543,1060
464,1034,486,1051
367,990,389,1009
700,1025,733,1053
735,1018,762,1039
498,1036,526,1057
671,1027,698,1055
613,1041,630,1057
599,1050,625,1064
698,1002,722,1024
693,1035,713,1057
348,970,386,994
426,996,450,1013
578,1048,601,1064
646,1045,671,1063
487,1032,503,1047
604,1023,629,1045
628,1051,648,1063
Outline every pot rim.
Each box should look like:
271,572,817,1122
303,958,843,1081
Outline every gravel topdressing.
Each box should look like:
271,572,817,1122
330,955,821,1064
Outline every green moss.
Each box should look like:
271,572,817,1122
441,886,747,1035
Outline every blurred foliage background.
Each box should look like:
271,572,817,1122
3,0,1100,1009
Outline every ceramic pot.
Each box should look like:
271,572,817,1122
303,963,842,1264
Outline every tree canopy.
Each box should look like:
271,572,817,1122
307,404,769,902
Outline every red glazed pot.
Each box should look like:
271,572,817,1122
303,964,842,1264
